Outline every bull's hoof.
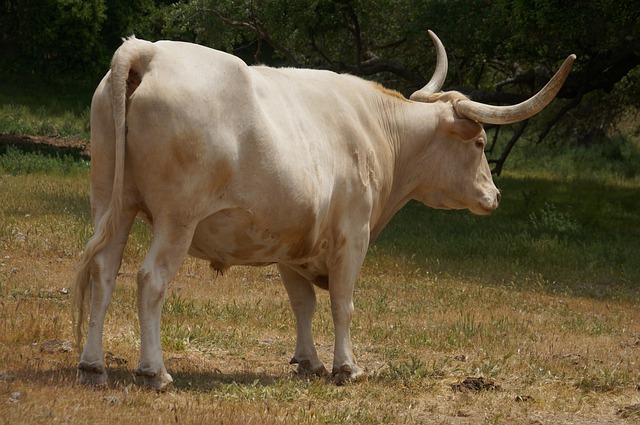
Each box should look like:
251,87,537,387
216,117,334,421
78,361,107,386
291,357,329,378
135,367,173,391
332,364,365,386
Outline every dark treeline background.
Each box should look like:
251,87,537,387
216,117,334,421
1,0,638,171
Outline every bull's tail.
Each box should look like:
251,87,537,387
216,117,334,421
72,37,155,351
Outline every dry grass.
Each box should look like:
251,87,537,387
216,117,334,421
1,169,640,424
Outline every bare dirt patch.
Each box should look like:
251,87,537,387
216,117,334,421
0,133,90,159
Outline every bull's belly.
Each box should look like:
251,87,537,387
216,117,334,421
187,232,289,272
187,208,329,286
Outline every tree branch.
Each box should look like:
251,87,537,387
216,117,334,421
489,120,529,176
335,0,362,66
201,7,300,66
486,125,501,155
342,56,425,86
309,34,335,65
448,86,530,104
536,93,583,144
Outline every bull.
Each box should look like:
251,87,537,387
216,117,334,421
72,31,574,389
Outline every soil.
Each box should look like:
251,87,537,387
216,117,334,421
0,133,90,159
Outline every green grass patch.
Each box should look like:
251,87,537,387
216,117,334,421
0,75,93,139
506,132,640,180
0,103,90,138
0,146,90,175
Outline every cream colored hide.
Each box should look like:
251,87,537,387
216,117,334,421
72,32,574,389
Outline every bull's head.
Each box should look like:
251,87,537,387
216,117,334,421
409,31,575,215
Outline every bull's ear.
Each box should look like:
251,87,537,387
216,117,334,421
445,115,484,142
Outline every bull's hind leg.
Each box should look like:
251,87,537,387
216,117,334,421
78,209,137,385
135,219,197,390
277,264,328,377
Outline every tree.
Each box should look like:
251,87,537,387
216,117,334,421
143,0,639,174
0,0,162,81
422,0,640,172
0,0,108,78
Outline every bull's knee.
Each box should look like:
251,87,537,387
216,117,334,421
136,267,151,289
137,268,167,307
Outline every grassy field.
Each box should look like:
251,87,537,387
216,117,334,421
0,76,93,141
1,88,640,423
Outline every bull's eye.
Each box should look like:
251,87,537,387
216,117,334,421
475,138,486,150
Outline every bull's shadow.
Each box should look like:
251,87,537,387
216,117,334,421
5,362,293,393
77,366,285,392
168,370,295,392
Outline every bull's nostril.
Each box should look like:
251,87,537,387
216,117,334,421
496,191,502,204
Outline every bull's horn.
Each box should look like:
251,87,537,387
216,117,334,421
454,54,577,125
409,30,448,102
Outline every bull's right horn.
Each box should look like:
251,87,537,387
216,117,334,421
409,30,448,102
454,54,577,125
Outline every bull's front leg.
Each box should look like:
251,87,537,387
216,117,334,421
277,264,328,377
328,232,368,385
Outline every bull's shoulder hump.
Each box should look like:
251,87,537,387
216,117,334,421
252,66,364,86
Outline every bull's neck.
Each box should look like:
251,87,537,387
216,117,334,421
369,99,441,244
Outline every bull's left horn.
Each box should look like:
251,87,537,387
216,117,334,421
409,30,448,102
454,54,577,125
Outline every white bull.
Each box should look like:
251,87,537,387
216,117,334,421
72,31,574,389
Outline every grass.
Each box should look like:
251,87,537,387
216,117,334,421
0,75,93,139
1,127,640,422
0,146,90,175
0,103,90,139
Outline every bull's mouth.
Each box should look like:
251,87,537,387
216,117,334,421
473,194,500,215
472,204,496,215
425,192,500,215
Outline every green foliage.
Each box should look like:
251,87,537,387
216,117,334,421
145,0,427,79
383,355,433,383
0,0,108,78
528,202,580,236
0,0,163,80
575,366,633,393
423,0,638,71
